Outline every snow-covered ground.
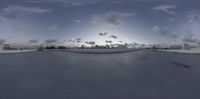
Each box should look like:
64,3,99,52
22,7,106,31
0,50,200,99
0,50,36,54
160,49,200,54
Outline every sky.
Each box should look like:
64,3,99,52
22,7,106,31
0,0,200,46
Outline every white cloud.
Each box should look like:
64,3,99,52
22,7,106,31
0,16,5,23
183,37,197,43
182,30,198,43
153,5,176,15
92,12,134,26
152,25,168,35
48,25,58,31
152,25,177,40
62,0,103,6
2,5,51,19
75,19,81,23
28,0,126,7
167,17,176,22
186,10,200,23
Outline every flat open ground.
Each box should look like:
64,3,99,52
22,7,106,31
160,49,200,54
0,50,200,99
0,50,35,54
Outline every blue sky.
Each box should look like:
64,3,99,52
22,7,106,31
0,0,200,46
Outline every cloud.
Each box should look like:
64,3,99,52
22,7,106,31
0,39,5,44
197,40,200,45
99,32,108,36
183,38,197,43
118,41,123,43
186,10,200,23
28,0,102,6
45,39,58,43
2,5,51,19
75,19,81,23
153,5,176,15
85,41,95,45
29,39,39,43
28,0,160,7
48,25,58,31
28,0,127,7
105,40,112,43
69,38,82,43
0,16,5,23
92,12,134,26
63,0,102,7
76,38,82,43
167,18,176,22
182,32,197,43
109,35,118,39
152,25,177,40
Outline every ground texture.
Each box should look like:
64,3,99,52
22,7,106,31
0,50,200,99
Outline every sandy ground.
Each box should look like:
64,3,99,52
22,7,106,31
0,50,200,99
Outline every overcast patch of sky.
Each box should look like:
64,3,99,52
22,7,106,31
1,0,200,45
